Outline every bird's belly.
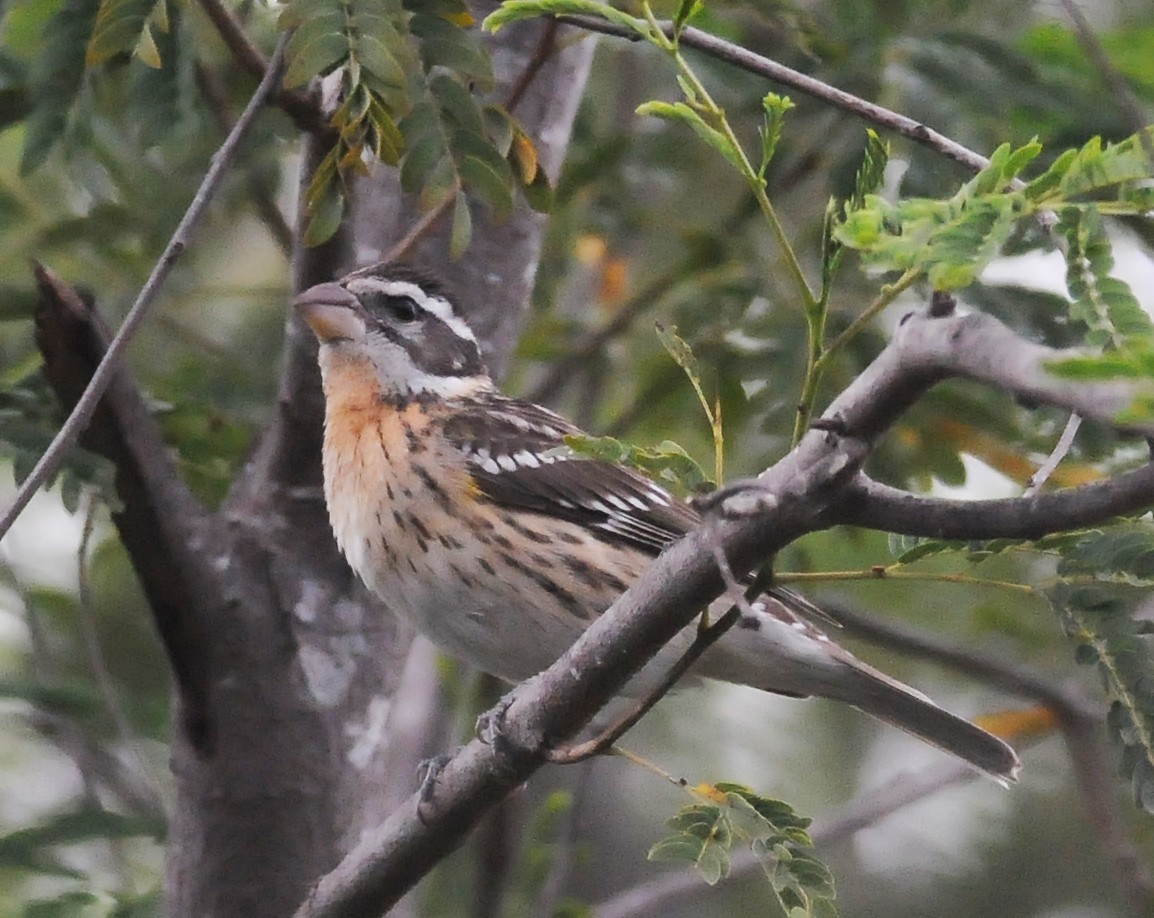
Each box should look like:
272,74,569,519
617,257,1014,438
324,413,647,681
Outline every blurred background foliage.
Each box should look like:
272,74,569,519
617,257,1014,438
1,0,1153,914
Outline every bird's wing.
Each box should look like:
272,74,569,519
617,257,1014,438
441,393,700,555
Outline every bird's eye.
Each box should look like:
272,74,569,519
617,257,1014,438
381,294,420,323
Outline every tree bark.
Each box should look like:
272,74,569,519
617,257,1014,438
158,17,593,916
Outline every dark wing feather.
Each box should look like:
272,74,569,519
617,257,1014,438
442,393,700,555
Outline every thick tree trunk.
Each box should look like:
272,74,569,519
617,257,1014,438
160,17,593,916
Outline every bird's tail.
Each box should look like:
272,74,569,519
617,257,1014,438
834,662,1020,784
701,588,1020,783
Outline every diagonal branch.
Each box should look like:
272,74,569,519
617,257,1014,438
293,294,1154,917
0,37,290,544
32,268,221,747
556,15,997,177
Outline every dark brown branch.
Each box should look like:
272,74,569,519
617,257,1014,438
834,463,1154,540
555,15,997,178
195,0,328,136
32,268,220,747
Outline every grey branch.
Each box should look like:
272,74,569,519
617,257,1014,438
293,296,1154,917
556,15,996,176
1,38,289,543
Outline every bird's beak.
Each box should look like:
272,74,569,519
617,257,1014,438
294,282,365,342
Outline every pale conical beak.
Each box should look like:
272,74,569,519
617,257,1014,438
294,282,365,342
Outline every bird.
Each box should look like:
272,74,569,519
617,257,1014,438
294,264,1020,782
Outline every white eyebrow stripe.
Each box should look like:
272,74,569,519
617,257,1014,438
346,276,478,343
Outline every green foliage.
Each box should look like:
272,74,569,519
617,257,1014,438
19,0,100,175
1047,526,1154,812
835,130,1154,292
650,783,836,917
0,807,163,879
1056,205,1151,349
88,0,168,68
0,371,117,512
281,0,543,247
564,432,713,493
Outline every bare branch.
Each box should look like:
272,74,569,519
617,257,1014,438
556,15,998,178
195,0,327,135
1024,413,1082,496
1,38,289,543
835,462,1154,540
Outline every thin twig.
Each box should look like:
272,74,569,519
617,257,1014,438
195,0,327,135
544,606,740,764
505,20,561,113
1059,0,1150,138
556,15,999,178
1025,412,1083,496
377,188,459,266
0,37,289,543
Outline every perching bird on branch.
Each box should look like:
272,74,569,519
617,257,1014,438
295,264,1019,783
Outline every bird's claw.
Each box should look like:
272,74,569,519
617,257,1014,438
417,753,453,804
475,691,516,747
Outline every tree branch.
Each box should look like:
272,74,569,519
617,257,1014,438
823,601,1154,914
1,37,289,544
32,268,222,746
195,0,328,136
835,462,1154,540
555,15,998,177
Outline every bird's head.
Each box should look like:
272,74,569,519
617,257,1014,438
294,266,492,399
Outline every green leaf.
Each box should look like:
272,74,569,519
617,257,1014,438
637,100,744,172
563,433,712,493
449,189,472,259
1057,205,1151,349
20,0,101,175
87,0,169,67
1048,525,1154,812
484,0,650,38
673,0,703,34
303,165,345,245
757,93,795,178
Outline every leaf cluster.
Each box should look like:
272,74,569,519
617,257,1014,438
280,0,549,247
649,782,836,917
1047,526,1154,813
0,371,118,512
